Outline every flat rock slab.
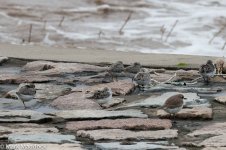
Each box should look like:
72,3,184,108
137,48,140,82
0,73,57,84
157,107,212,119
0,98,37,109
22,61,106,76
35,83,72,100
66,118,172,131
7,143,84,150
77,129,178,141
4,83,72,101
215,96,226,104
175,70,199,81
0,123,58,138
199,134,226,147
51,92,102,110
121,92,209,108
95,142,185,150
0,110,53,123
188,122,226,137
101,98,126,108
8,133,76,144
49,109,148,120
73,80,135,96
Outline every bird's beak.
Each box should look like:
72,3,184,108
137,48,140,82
184,97,187,99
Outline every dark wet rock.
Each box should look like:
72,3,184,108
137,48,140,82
22,61,107,76
0,56,9,65
77,129,178,141
119,92,210,109
49,109,148,120
157,107,212,119
7,143,84,150
101,98,125,108
0,123,58,138
0,110,53,123
66,118,172,131
95,142,185,150
73,80,135,96
215,96,226,104
51,92,102,110
8,133,76,143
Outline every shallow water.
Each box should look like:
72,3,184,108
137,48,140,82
0,0,226,56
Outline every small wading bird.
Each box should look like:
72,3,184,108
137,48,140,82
161,94,186,118
108,61,124,81
125,62,141,74
215,58,224,74
133,68,151,88
199,60,216,84
85,87,112,105
15,83,36,108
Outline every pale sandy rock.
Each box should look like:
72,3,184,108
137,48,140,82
77,129,178,141
211,76,226,83
35,83,72,100
0,123,58,138
215,96,226,104
188,122,226,137
73,80,135,96
49,109,148,120
157,107,212,119
175,70,200,81
95,142,185,150
101,98,126,108
0,110,53,123
0,74,56,84
8,133,76,143
22,61,106,76
66,118,172,131
51,92,102,110
7,143,84,150
200,134,226,147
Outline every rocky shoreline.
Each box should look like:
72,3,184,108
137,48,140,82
1,56,226,149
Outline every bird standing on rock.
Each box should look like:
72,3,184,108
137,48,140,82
108,61,124,81
15,83,36,108
85,87,112,105
133,68,151,88
199,60,216,83
161,94,186,118
215,58,224,74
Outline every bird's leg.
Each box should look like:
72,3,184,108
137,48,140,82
15,93,27,109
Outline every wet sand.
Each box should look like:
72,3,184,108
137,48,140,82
0,43,217,68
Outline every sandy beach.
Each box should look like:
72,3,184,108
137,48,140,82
0,43,217,68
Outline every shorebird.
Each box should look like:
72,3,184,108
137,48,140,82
199,60,216,83
133,68,151,88
161,94,186,118
15,83,36,108
108,61,124,81
85,87,112,105
125,62,141,74
215,58,224,74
